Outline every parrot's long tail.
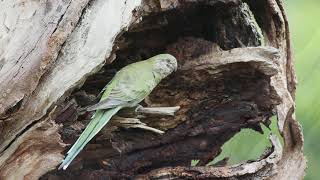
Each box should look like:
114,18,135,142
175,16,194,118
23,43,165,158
58,106,122,170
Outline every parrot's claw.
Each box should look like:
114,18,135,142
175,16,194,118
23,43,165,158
134,105,144,113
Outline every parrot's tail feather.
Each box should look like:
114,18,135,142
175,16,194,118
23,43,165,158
58,106,122,170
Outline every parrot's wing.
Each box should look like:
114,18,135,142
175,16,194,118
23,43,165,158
86,98,126,111
87,65,154,111
86,90,146,111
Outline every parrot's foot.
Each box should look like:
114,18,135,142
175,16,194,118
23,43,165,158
113,116,164,134
135,106,180,116
134,105,144,113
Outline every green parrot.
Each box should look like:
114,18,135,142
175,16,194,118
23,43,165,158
59,54,177,170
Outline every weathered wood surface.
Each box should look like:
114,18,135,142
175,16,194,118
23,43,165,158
0,0,305,179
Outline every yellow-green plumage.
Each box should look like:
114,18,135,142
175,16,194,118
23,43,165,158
59,54,177,170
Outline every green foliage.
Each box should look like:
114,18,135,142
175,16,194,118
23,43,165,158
209,117,281,166
191,159,200,166
286,0,320,179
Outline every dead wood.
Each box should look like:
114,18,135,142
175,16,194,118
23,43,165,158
0,0,305,179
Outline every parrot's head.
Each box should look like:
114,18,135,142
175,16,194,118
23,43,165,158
152,54,178,79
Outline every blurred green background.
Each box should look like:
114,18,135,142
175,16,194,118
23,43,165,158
211,1,320,179
287,0,320,179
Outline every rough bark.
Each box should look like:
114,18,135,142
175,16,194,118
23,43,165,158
0,0,305,179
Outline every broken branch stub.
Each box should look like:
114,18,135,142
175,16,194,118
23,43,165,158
0,0,305,179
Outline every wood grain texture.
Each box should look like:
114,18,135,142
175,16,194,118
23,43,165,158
0,0,305,179
0,0,142,178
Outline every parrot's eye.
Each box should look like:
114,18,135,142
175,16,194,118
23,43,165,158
166,62,171,69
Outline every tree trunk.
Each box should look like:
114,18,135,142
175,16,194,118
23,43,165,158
0,0,306,179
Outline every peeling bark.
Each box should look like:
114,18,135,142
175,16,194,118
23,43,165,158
0,0,305,179
0,119,64,180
